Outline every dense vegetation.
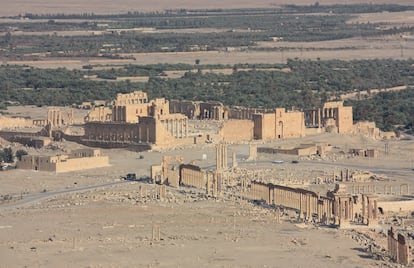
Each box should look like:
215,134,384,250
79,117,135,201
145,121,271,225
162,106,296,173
346,90,414,131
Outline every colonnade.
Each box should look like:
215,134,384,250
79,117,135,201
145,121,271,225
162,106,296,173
305,107,338,127
179,166,220,197
361,194,378,226
180,165,205,189
201,107,226,120
47,109,63,127
351,183,411,195
162,118,188,138
333,194,354,227
249,182,333,223
304,108,322,128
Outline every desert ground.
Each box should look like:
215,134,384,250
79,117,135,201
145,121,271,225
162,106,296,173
6,39,414,69
2,0,414,17
1,106,413,267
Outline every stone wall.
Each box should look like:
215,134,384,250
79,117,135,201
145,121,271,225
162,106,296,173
84,106,112,122
337,105,353,133
218,120,253,142
253,113,275,140
275,108,305,139
0,116,33,130
378,200,414,213
17,149,109,173
169,100,199,119
353,121,380,139
0,131,39,141
55,156,109,173
180,164,206,189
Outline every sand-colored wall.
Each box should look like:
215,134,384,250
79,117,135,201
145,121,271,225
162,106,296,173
85,106,112,122
337,106,353,133
55,156,109,173
253,113,275,140
353,121,380,139
152,117,177,146
17,154,109,173
17,155,59,171
180,164,205,189
0,116,33,130
304,127,324,136
275,108,305,139
218,119,253,142
169,100,199,119
378,200,414,213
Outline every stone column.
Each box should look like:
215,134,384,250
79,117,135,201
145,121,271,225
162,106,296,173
312,110,316,126
318,108,321,128
232,152,237,168
180,119,184,138
398,233,409,265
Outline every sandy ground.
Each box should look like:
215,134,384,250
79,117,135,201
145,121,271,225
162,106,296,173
2,0,414,17
0,188,383,267
5,42,414,69
4,34,414,69
0,121,413,267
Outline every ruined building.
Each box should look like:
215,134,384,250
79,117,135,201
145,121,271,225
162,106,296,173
171,99,356,140
83,91,189,148
253,107,305,140
17,149,109,173
304,101,353,133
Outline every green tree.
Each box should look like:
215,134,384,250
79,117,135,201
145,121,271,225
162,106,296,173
15,149,28,161
0,148,13,163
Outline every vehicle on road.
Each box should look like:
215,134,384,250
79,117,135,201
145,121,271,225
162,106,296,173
121,173,136,180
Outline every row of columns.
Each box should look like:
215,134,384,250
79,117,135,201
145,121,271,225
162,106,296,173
112,106,126,122
201,107,226,120
323,107,337,119
333,194,354,227
249,182,333,223
305,107,339,127
318,198,333,224
206,171,220,197
163,118,188,138
351,184,410,195
388,227,410,265
216,144,228,171
361,194,378,226
180,167,205,189
249,182,269,203
306,108,322,128
47,109,63,127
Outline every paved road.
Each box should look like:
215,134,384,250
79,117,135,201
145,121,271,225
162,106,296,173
0,180,132,210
